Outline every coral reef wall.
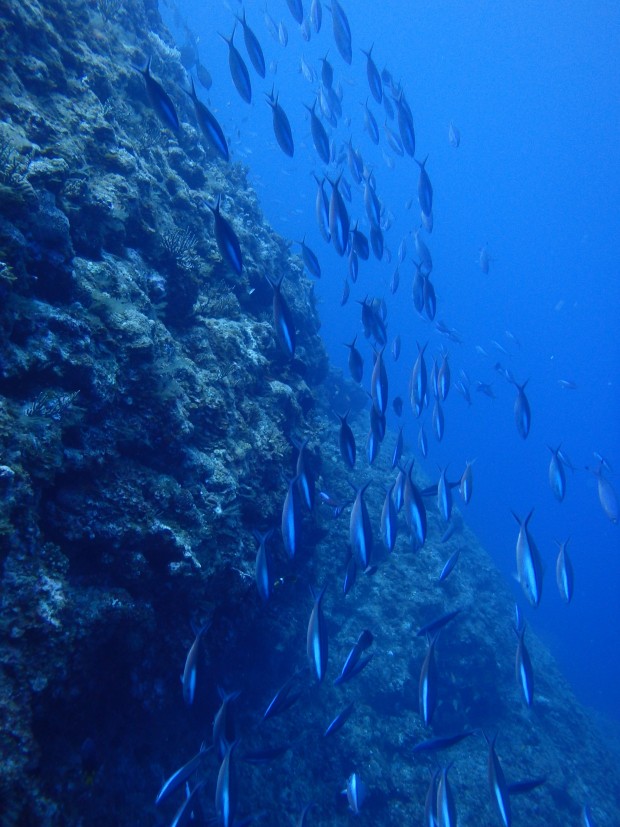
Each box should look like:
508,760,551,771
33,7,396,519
0,0,618,825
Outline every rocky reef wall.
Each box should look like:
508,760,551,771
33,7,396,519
0,0,618,825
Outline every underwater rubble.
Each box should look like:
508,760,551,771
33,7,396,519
0,0,618,824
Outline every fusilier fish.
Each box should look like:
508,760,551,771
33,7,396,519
137,57,179,132
254,529,274,603
416,155,433,217
307,585,328,682
419,634,439,726
219,27,252,104
337,410,356,468
555,538,574,604
208,195,243,274
215,741,238,827
381,484,398,552
511,378,531,439
185,78,228,160
282,475,301,559
266,89,294,157
361,44,382,102
331,0,352,64
236,9,265,77
328,175,350,256
515,624,534,707
266,274,296,356
183,621,210,706
512,509,543,608
436,765,457,827
349,482,373,569
486,733,511,827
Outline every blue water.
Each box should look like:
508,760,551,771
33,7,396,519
161,0,620,723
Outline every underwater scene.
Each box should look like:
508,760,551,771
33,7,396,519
0,0,619,824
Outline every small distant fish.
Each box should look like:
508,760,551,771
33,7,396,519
183,621,210,706
278,21,289,47
391,335,401,361
515,624,534,707
548,445,566,501
555,538,574,604
412,731,475,754
304,100,330,164
324,701,354,737
479,244,491,274
266,89,294,157
196,59,212,90
448,121,460,147
588,463,619,523
510,378,531,439
557,378,577,390
300,54,316,83
362,98,379,144
253,529,274,603
297,236,321,278
392,396,403,417
438,548,460,582
341,278,350,305
263,673,301,720
416,156,433,218
155,742,210,806
337,410,356,468
334,629,374,685
361,44,382,102
417,609,461,639
344,335,363,383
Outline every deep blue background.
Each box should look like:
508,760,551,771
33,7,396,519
160,0,620,723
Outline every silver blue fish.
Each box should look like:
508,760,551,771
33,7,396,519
486,733,511,827
138,57,179,132
282,475,301,559
349,481,373,569
208,195,242,275
555,538,573,604
183,621,210,706
512,509,543,608
307,585,328,682
219,27,252,104
515,624,534,707
330,0,352,64
185,78,228,161
419,633,438,726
